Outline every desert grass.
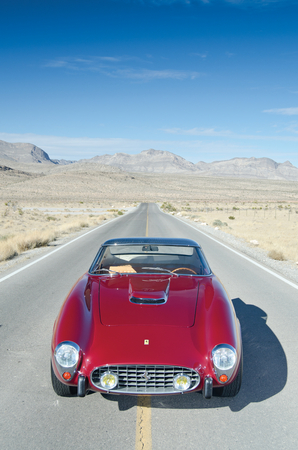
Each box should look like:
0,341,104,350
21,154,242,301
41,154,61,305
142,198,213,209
165,201,298,263
0,202,126,262
0,230,58,261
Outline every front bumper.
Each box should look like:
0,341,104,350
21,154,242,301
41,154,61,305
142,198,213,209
90,364,201,395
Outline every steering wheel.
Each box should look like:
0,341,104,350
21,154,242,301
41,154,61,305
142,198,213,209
171,267,197,274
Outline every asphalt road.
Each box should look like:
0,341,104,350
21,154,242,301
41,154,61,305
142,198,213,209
1,203,297,449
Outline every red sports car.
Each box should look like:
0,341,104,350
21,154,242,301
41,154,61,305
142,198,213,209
51,237,242,398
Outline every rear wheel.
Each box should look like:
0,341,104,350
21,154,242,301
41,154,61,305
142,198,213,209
51,362,77,397
213,353,243,398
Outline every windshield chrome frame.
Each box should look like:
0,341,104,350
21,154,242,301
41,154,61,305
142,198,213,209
89,243,212,277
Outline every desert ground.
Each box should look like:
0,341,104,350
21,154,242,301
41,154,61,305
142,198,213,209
1,160,298,265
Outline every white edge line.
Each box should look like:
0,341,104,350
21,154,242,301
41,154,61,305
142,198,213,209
174,216,298,291
0,215,121,284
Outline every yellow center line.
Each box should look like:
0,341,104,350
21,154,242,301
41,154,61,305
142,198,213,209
135,205,152,450
146,204,149,237
135,396,152,450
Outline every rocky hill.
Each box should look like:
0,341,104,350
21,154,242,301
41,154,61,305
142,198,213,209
82,149,298,180
81,149,197,173
195,157,298,180
0,140,74,165
1,140,298,180
0,140,55,164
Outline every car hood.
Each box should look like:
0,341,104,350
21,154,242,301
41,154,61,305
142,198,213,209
99,275,199,327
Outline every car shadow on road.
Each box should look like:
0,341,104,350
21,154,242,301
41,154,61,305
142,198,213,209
102,297,287,412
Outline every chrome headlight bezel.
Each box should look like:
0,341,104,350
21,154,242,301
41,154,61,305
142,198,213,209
212,344,237,384
54,341,81,381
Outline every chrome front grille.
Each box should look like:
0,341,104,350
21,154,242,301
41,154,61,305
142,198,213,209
91,365,200,394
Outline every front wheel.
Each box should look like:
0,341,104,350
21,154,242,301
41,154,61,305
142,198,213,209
51,362,77,397
213,353,243,398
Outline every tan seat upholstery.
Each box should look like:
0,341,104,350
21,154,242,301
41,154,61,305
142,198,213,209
109,265,136,273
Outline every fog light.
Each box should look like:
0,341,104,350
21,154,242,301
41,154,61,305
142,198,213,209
173,374,191,391
100,372,118,390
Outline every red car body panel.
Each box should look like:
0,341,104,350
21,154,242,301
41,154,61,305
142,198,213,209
100,276,199,327
51,271,242,394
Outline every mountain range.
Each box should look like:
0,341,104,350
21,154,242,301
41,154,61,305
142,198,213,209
1,139,298,181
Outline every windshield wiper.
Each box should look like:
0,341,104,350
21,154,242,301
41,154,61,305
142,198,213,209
94,268,121,276
141,267,179,277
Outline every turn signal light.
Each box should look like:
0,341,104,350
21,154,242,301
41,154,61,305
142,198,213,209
219,374,228,383
63,372,72,380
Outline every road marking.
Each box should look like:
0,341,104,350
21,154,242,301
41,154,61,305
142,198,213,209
146,205,149,237
135,396,152,450
0,216,121,284
176,217,298,291
135,207,152,449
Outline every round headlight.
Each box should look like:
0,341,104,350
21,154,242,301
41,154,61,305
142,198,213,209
100,372,118,390
212,346,236,370
55,342,79,368
173,374,191,391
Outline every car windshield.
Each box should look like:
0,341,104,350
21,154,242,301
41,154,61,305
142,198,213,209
90,244,211,276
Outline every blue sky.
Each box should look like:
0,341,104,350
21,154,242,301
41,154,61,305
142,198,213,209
1,0,298,165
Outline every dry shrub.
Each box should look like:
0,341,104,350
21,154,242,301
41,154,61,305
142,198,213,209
0,230,57,262
0,218,99,262
0,206,112,263
79,221,89,228
16,230,58,252
0,241,18,261
268,250,286,261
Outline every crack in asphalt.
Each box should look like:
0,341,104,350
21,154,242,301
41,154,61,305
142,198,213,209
136,396,152,450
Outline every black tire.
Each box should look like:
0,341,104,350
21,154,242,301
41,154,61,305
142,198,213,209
213,352,243,398
51,362,77,397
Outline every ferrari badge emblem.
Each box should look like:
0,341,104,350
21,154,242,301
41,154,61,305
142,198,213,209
144,339,149,345
141,371,151,382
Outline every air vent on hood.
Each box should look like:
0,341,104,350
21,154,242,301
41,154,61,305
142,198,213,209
129,277,170,305
130,296,166,305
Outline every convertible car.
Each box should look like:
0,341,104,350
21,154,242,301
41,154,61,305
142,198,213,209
51,237,242,399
